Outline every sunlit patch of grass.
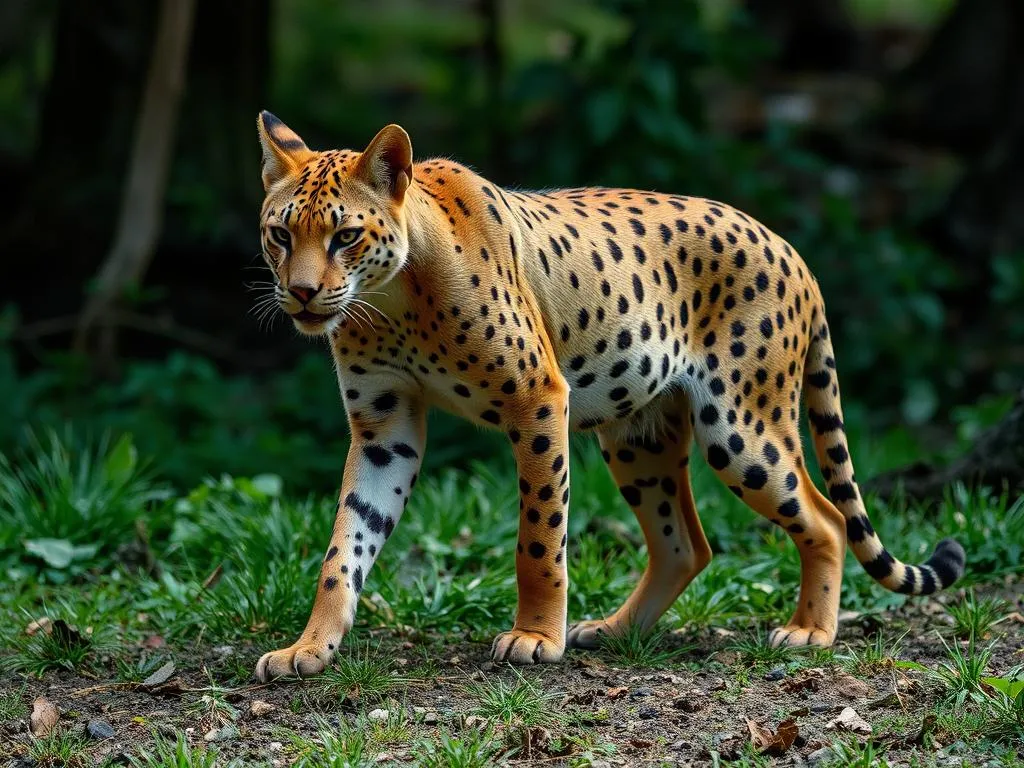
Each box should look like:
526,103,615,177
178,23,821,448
930,634,994,704
277,717,369,768
598,623,693,667
465,668,560,727
316,640,406,702
726,628,798,670
946,590,1011,640
414,727,506,768
27,728,91,768
839,630,907,675
669,567,743,630
128,731,239,768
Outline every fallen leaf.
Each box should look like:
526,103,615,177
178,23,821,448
521,725,557,758
781,668,824,693
747,718,799,755
826,706,872,735
30,696,59,736
141,661,176,688
605,686,629,699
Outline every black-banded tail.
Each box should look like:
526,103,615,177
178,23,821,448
802,307,966,595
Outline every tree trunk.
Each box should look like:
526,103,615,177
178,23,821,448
74,0,196,364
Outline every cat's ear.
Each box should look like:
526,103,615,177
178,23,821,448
257,111,312,191
354,124,413,202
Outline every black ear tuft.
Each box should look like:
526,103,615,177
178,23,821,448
257,110,311,191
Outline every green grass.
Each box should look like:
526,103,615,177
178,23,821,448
598,623,694,667
413,728,505,768
465,667,561,727
28,729,92,768
315,641,407,702
0,430,1022,763
128,733,239,768
278,718,370,768
946,590,1011,639
839,630,907,675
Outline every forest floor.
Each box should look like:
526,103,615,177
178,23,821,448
1,436,1022,767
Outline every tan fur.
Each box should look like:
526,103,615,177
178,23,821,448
252,113,965,681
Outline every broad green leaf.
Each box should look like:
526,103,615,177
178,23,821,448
982,676,1024,700
104,434,137,485
23,538,99,569
250,474,283,497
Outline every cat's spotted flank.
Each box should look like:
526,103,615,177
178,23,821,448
252,112,965,682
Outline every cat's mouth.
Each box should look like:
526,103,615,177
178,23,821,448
290,309,336,325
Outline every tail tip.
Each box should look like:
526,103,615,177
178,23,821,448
928,537,966,588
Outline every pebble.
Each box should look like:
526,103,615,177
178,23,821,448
764,666,786,681
250,700,276,718
368,708,389,722
204,724,239,743
268,742,283,752
630,687,654,698
808,746,835,765
711,731,735,746
86,719,115,740
638,706,659,719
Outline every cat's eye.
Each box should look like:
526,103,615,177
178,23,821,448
330,227,362,252
269,226,291,247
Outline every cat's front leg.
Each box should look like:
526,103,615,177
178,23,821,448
255,383,425,681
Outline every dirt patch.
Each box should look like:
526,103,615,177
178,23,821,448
2,585,1022,767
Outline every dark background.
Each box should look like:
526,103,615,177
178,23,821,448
1,0,1022,493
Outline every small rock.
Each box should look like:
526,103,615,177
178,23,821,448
638,706,659,719
268,742,283,752
213,645,234,658
764,666,786,681
250,700,276,718
808,746,835,765
630,686,654,698
711,731,735,747
464,715,488,730
423,712,439,725
448,656,461,665
141,661,176,688
204,724,239,743
709,677,727,691
368,708,389,722
86,719,115,740
810,704,831,714
671,739,693,751
672,694,702,713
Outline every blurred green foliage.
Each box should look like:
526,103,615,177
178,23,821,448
0,0,1020,484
